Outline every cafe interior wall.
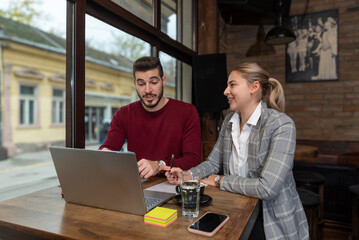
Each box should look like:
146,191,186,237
220,0,359,145
216,0,359,227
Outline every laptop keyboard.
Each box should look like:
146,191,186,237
145,196,162,210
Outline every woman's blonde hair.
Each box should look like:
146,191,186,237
231,62,285,112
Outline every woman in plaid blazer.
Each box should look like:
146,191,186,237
166,62,309,239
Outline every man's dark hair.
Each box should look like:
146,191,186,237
133,56,164,78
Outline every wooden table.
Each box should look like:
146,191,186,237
0,177,260,240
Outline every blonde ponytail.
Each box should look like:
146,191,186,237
231,62,286,112
266,78,285,112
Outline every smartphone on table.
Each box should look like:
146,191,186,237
187,212,229,237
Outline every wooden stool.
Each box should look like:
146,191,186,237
349,184,359,240
294,171,325,223
297,188,321,240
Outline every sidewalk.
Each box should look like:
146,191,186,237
0,145,100,202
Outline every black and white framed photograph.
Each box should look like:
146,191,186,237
286,9,338,83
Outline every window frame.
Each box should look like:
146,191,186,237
66,0,197,148
86,0,196,64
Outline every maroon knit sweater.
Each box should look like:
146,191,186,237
100,98,201,170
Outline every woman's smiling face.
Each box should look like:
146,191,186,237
223,71,253,112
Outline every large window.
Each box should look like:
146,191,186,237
19,85,37,126
67,0,197,148
52,89,65,125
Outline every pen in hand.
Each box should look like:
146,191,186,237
170,154,174,169
168,154,175,179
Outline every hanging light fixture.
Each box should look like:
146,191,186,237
246,25,276,57
265,0,296,45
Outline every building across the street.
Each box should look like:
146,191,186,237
0,16,175,157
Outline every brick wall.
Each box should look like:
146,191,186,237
220,0,359,141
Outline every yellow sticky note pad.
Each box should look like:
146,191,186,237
144,207,177,227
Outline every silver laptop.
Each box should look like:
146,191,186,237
50,147,175,215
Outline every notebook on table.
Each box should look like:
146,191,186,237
49,147,175,215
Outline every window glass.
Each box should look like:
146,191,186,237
29,100,34,124
182,0,196,50
161,0,177,40
161,0,196,50
111,0,154,25
52,89,65,124
159,51,176,99
20,85,35,95
59,102,64,123
180,61,193,103
85,14,151,146
158,52,193,103
19,85,37,125
53,89,64,97
20,100,25,124
0,0,66,201
0,0,196,201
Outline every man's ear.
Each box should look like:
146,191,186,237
250,81,260,94
162,75,167,86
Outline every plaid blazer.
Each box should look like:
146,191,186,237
190,102,309,240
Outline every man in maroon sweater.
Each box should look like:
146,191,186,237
100,57,201,178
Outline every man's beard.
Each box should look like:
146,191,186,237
137,86,164,109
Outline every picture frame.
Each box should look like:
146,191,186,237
285,9,338,83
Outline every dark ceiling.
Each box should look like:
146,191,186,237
218,0,277,25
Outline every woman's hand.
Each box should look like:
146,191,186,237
163,166,183,185
202,174,222,187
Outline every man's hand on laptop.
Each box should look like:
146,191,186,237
137,159,161,178
101,148,111,151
